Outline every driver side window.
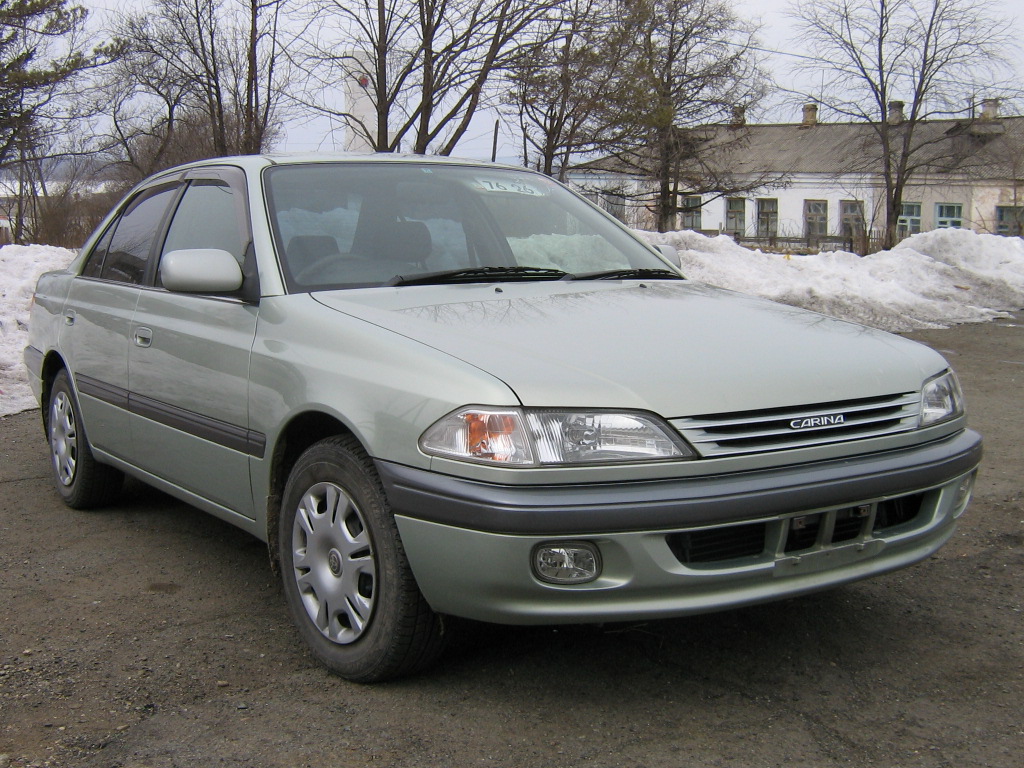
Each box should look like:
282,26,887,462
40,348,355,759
162,181,246,263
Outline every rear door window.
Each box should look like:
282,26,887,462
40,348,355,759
99,185,179,285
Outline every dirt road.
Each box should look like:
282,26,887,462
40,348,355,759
1,317,1022,768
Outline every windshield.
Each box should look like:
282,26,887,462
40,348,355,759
264,162,673,290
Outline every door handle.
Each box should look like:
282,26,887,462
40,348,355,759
64,310,76,326
134,327,153,348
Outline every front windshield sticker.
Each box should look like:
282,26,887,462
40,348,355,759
473,178,545,196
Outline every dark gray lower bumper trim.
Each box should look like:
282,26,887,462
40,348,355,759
23,345,43,379
377,430,982,535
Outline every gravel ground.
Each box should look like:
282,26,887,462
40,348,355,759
1,316,1021,768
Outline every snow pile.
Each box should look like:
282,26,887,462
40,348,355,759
0,245,77,416
641,228,1024,332
2,228,1023,416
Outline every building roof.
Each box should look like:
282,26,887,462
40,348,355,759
576,113,1024,182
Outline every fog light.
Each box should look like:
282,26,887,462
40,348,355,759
532,542,602,585
953,471,976,519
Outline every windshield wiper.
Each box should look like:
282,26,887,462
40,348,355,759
388,266,572,286
571,268,684,281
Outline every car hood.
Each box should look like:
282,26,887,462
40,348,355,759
312,281,945,416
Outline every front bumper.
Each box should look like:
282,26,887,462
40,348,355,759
23,345,44,404
381,430,981,625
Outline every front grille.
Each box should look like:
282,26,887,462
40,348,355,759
667,493,926,567
784,514,822,552
874,494,923,531
667,521,767,563
832,508,867,542
672,393,921,458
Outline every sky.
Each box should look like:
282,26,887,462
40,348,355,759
281,0,1024,157
81,0,1024,160
739,0,1024,122
4,225,1024,415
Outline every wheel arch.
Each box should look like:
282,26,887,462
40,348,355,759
265,410,366,570
38,351,70,432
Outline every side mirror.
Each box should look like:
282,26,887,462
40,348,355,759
160,249,244,294
656,243,681,267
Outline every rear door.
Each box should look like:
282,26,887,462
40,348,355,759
127,168,262,518
60,183,181,458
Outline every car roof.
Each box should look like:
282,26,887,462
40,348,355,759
151,152,525,179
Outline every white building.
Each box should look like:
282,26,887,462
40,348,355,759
569,101,1024,251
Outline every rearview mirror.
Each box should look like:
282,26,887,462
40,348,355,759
161,249,244,294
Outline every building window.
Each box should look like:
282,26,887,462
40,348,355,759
725,198,745,237
680,196,702,230
936,203,963,228
756,198,778,239
804,200,828,242
897,203,922,239
840,200,865,238
996,206,1024,236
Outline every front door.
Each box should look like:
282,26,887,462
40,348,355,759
127,170,261,518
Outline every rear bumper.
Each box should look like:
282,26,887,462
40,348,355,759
381,430,981,624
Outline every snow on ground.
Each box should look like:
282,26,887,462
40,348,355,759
640,228,1024,333
2,228,1023,416
0,245,77,416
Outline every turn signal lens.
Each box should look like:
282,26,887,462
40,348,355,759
952,471,976,519
920,371,965,427
419,408,535,465
464,412,524,462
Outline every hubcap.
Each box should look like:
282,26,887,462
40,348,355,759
291,482,376,644
50,391,78,487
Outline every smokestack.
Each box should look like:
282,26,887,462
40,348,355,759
887,101,905,125
981,98,1000,120
730,106,746,127
343,52,377,153
801,103,818,127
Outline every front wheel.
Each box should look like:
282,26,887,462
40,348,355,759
278,436,445,682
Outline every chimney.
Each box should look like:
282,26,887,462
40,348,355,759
801,103,818,127
981,98,1000,120
887,101,905,125
730,106,746,127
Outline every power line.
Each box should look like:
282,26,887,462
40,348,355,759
746,43,830,63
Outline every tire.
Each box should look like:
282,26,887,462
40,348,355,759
46,369,123,509
278,436,445,682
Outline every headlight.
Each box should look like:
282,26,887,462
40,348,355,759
419,407,694,466
920,371,965,427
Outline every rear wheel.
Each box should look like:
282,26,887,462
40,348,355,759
46,369,123,509
278,436,445,682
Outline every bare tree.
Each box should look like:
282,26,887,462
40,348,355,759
0,2,121,244
791,0,1018,248
300,0,564,155
0,129,118,247
0,1,116,164
102,0,291,181
605,0,770,232
500,0,635,179
299,0,416,152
